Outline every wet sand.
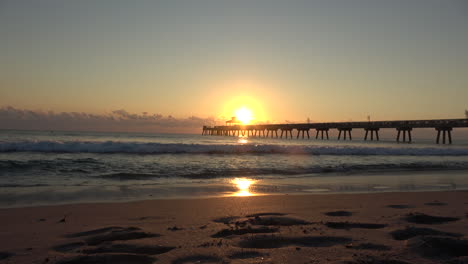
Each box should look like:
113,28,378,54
0,191,467,264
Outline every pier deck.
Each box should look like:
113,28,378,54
202,118,468,144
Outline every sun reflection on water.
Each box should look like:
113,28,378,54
231,178,256,197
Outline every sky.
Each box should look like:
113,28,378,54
1,0,468,132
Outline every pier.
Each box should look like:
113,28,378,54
202,118,468,144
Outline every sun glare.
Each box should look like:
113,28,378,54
220,91,266,124
231,178,256,197
235,107,254,125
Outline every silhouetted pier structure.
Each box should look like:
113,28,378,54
202,118,468,144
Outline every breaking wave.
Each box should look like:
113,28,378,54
2,161,468,182
96,162,468,180
1,140,468,156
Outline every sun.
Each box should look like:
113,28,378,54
235,107,254,124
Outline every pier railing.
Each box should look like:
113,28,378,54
202,118,468,144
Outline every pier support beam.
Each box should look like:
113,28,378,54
296,129,310,139
266,128,278,138
435,127,453,144
337,128,352,140
364,128,380,141
315,128,329,140
258,129,265,137
280,128,293,139
396,127,412,143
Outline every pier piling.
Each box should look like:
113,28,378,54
296,129,309,139
315,128,329,140
280,128,293,139
338,128,352,140
436,127,452,144
364,128,380,141
396,127,412,143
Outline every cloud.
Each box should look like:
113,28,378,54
0,106,218,133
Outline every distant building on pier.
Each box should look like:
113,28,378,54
226,116,240,126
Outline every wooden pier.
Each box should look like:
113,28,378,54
202,118,468,144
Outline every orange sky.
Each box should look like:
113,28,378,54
1,1,468,132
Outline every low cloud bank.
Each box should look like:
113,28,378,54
0,106,218,133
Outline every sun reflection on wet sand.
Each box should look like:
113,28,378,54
230,178,257,197
237,137,248,144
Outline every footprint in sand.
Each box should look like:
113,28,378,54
171,254,224,264
82,244,175,255
55,253,156,264
54,226,174,264
167,226,184,231
424,201,448,206
345,242,391,251
324,211,353,217
336,255,413,264
58,227,161,248
53,242,86,253
85,229,159,245
447,257,468,264
212,216,241,225
213,213,310,226
407,236,468,259
65,226,140,238
245,212,287,217
129,216,162,221
0,252,14,261
404,213,459,224
390,226,462,240
247,216,311,226
325,222,387,229
238,235,352,249
228,250,268,260
387,204,413,209
211,226,278,238
59,227,159,251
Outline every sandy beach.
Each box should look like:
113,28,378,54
0,191,467,264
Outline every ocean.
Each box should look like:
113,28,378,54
1,129,468,208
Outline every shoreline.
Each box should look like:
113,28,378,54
2,169,468,209
2,188,468,210
1,190,467,263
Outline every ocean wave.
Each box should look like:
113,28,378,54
1,140,468,156
0,158,101,172
97,163,468,180
0,184,50,188
1,159,468,183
